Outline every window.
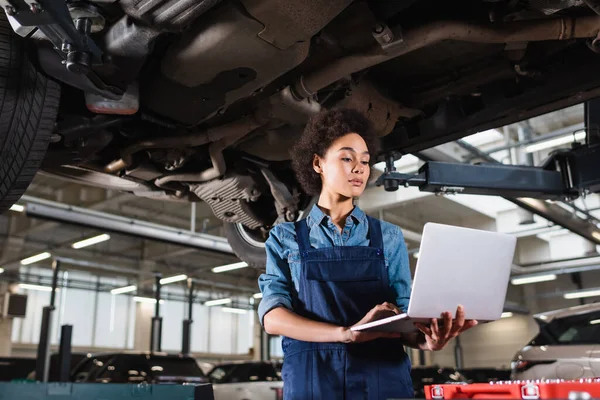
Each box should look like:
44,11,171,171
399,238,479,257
529,311,600,345
147,356,205,378
93,355,150,384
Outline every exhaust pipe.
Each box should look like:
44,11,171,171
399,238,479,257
292,16,600,98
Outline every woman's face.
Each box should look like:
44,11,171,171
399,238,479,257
314,133,371,199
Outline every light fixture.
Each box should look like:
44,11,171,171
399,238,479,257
204,298,232,307
133,296,164,304
159,274,188,285
501,312,513,319
20,252,51,265
511,274,557,285
0,268,4,274
111,285,137,295
592,231,600,242
564,288,600,299
19,283,54,292
252,293,263,299
72,234,111,249
525,131,586,153
222,307,248,314
9,204,24,212
590,319,600,325
413,252,420,259
212,262,248,273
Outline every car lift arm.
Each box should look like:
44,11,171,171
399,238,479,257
375,141,600,202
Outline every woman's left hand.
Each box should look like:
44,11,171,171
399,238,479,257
414,305,478,351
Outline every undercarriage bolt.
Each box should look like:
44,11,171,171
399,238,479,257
5,6,15,16
61,42,72,53
29,2,42,13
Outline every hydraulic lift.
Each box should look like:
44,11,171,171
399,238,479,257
376,99,600,244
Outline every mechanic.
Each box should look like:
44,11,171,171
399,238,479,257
257,108,478,399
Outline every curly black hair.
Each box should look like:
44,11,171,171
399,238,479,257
291,108,380,196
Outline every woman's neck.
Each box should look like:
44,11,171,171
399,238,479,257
317,192,354,230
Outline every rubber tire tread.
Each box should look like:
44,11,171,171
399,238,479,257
0,12,61,213
224,223,267,269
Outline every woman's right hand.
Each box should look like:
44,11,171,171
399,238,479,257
340,302,403,343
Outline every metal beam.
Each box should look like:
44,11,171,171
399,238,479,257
454,140,600,245
23,196,234,256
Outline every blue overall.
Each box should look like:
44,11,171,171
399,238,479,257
281,216,414,399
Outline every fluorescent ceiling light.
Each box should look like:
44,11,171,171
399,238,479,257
133,296,164,304
9,204,24,212
592,231,600,242
19,283,54,292
501,312,513,318
413,252,420,259
252,293,263,299
212,262,248,273
20,252,51,265
111,285,137,295
159,274,188,285
511,274,557,285
564,288,600,299
204,298,232,307
72,234,111,249
590,319,600,325
525,131,586,153
222,307,248,314
0,268,4,274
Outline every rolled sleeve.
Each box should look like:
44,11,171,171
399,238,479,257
389,227,412,312
257,225,294,326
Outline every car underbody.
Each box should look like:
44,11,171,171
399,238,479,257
3,0,600,265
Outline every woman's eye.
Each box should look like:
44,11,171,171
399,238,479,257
361,161,369,165
342,158,352,162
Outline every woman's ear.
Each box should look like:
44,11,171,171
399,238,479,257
312,154,322,174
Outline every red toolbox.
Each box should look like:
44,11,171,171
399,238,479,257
425,379,600,399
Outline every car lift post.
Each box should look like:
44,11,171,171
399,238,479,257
35,258,60,382
150,274,162,352
181,278,194,355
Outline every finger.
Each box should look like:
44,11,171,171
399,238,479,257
430,318,440,341
415,323,432,337
460,319,478,332
450,306,465,336
380,302,400,314
440,312,452,339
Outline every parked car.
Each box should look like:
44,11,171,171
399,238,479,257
78,352,209,384
511,303,600,381
411,366,468,398
2,0,600,267
208,361,283,400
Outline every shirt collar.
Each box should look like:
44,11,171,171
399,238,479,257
306,204,367,229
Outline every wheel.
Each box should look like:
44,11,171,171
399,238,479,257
224,222,269,268
0,12,61,213
224,197,317,268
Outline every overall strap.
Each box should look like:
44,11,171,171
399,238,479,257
367,215,384,251
294,219,311,254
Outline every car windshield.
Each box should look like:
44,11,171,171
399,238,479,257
209,365,236,383
148,357,205,378
530,310,600,345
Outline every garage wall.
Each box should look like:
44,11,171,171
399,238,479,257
428,315,539,369
11,267,255,357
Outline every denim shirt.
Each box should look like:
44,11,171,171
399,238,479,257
257,205,412,326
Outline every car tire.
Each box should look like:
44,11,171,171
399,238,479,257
224,197,317,268
224,222,268,268
0,12,61,213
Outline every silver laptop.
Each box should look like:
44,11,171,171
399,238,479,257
351,222,517,333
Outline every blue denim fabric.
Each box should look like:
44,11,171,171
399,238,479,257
257,204,412,325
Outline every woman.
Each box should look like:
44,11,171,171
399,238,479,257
258,108,477,399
